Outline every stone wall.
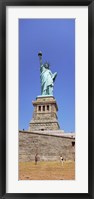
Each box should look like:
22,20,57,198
19,130,75,162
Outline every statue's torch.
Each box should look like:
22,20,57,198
38,51,42,58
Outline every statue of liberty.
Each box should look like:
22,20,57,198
38,51,57,96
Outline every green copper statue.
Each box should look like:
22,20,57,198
38,51,57,96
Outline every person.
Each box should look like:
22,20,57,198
60,156,64,166
38,51,57,95
35,153,38,165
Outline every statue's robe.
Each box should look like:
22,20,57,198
40,64,53,93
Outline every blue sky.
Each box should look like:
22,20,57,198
19,19,75,132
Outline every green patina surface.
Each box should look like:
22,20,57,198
38,51,57,96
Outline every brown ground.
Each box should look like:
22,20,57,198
19,161,75,180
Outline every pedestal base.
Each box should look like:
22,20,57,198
29,96,60,131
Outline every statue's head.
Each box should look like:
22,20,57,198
44,62,50,69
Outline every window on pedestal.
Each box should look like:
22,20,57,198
38,106,41,111
43,106,45,111
72,141,75,147
47,105,49,111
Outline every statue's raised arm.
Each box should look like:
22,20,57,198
38,51,57,96
38,51,42,66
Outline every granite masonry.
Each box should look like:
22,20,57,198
29,96,60,131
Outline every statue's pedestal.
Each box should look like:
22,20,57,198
28,96,60,131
